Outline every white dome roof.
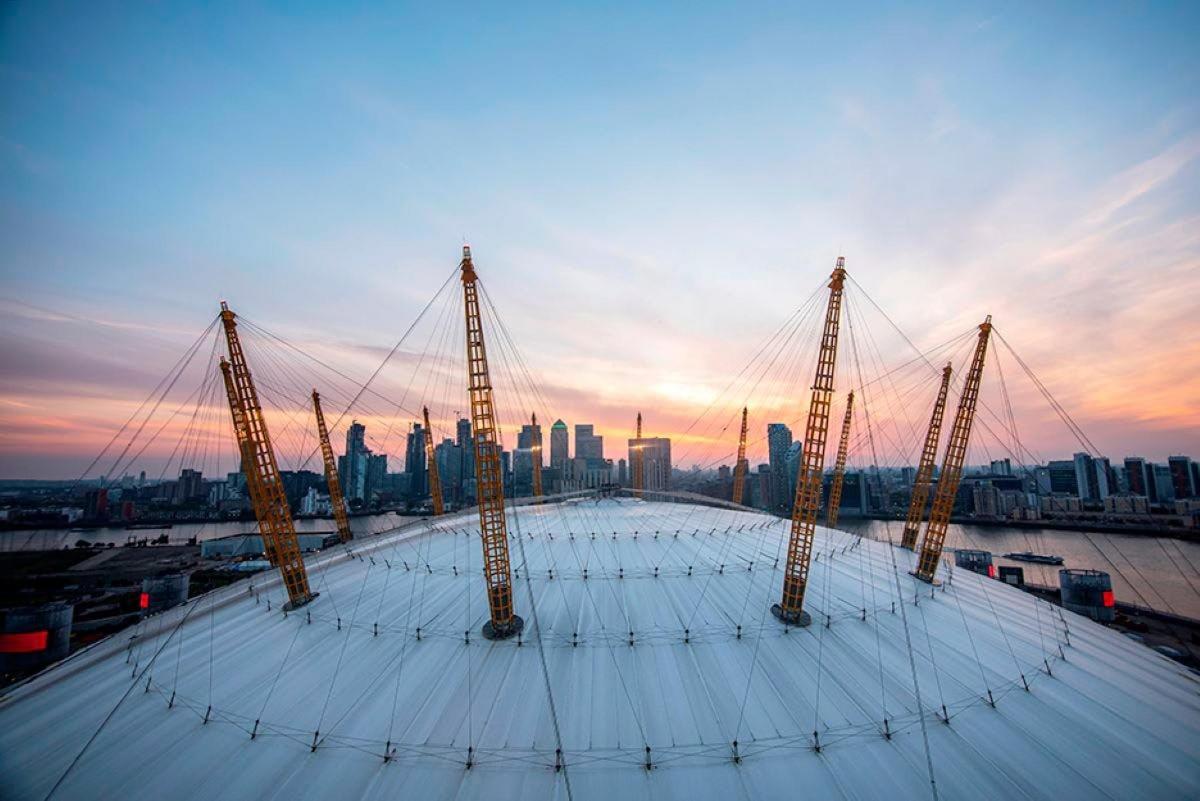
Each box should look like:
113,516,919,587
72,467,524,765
2,499,1197,800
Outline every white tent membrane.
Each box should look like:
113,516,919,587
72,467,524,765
1,499,1197,800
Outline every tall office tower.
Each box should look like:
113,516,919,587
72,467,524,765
404,422,427,499
575,424,604,461
550,419,569,469
1168,456,1196,499
766,423,793,512
1072,452,1110,501
1153,464,1175,502
617,458,627,486
455,417,473,494
1124,456,1150,497
626,437,672,491
341,421,369,502
365,453,388,500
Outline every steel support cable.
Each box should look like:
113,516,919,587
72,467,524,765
992,329,1102,456
474,329,580,643
314,561,377,747
673,280,828,449
851,297,937,469
833,293,942,795
510,509,577,797
670,286,828,473
681,291,828,474
846,277,1047,474
652,297,828,564
105,328,221,482
76,316,219,488
844,302,896,734
385,519,440,754
43,596,205,801
244,265,458,469
377,280,460,458
731,520,791,742
476,285,640,555
846,289,924,462
478,285,658,574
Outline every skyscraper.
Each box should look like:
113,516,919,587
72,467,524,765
1124,456,1151,498
1168,456,1196,499
767,423,793,512
341,421,369,502
550,419,569,469
404,422,427,499
575,424,603,461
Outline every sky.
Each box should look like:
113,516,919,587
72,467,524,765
1,2,1198,479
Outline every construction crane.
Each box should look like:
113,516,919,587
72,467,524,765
423,406,445,516
632,411,644,491
731,406,749,505
312,390,353,542
530,412,543,497
218,302,314,610
899,364,953,550
914,317,993,582
460,246,522,639
825,392,854,528
773,257,847,626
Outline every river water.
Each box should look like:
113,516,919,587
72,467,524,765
5,512,1199,621
839,519,1200,621
0,514,415,552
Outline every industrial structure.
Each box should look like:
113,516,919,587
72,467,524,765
774,257,846,626
914,317,993,583
460,246,522,639
218,303,313,610
423,406,445,516
632,411,644,491
4,252,1197,801
731,406,749,505
312,390,353,542
825,391,853,527
900,363,953,550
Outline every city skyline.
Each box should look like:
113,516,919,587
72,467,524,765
2,4,1199,478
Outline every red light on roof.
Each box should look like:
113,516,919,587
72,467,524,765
139,592,150,610
1102,590,1115,608
0,630,49,653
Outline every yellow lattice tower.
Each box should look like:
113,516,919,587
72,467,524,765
312,390,353,542
632,412,644,492
219,303,314,609
422,406,445,516
914,318,992,582
731,406,749,505
772,258,847,626
899,363,953,550
460,246,523,639
825,391,854,527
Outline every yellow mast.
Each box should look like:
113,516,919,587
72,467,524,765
312,390,352,542
773,258,847,626
423,406,445,516
219,303,314,609
900,364,953,550
914,317,993,582
460,246,522,639
731,406,749,505
632,412,644,491
825,391,854,527
530,412,543,497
